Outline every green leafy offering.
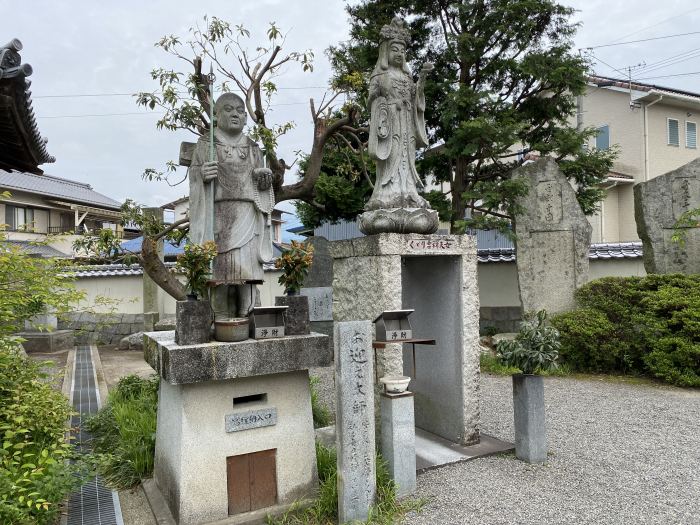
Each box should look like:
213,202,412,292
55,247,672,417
497,310,560,375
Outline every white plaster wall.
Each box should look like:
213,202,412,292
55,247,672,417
589,258,646,279
477,262,520,307
647,102,700,179
73,270,285,315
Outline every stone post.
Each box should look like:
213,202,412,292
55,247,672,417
512,374,547,464
335,320,376,523
143,207,164,330
380,391,416,497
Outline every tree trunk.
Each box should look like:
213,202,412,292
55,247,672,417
451,155,469,232
141,237,186,301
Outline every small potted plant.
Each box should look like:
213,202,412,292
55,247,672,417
496,309,560,464
173,241,217,345
274,240,314,335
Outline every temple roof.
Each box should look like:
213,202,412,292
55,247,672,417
0,39,55,174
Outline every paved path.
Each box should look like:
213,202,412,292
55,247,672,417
402,374,700,525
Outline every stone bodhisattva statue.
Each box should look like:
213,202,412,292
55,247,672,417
358,16,439,235
189,93,274,317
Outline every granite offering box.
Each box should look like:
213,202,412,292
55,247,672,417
144,330,331,525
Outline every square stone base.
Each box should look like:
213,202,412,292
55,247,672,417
154,371,318,524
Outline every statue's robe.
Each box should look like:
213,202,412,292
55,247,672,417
366,68,429,211
189,133,274,283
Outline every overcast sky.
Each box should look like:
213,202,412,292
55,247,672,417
3,1,700,233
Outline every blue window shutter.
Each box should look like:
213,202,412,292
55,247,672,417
596,125,610,150
668,118,680,146
686,121,697,149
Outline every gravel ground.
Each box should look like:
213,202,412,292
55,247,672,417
402,374,700,525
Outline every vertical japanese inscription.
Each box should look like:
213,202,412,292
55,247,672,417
536,180,563,225
335,320,376,524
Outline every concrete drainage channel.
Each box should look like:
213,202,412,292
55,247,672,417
64,345,124,525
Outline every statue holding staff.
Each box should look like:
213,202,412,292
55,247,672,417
188,92,274,317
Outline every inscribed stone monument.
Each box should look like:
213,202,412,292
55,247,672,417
512,157,592,315
634,157,700,274
358,16,438,235
335,320,376,523
187,92,274,317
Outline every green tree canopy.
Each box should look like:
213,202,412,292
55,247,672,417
320,0,616,233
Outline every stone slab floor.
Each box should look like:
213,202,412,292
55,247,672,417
93,348,699,524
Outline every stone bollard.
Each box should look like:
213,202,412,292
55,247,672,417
380,391,416,497
512,374,547,463
335,320,376,524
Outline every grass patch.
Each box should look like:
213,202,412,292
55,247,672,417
268,443,424,524
310,376,332,428
84,374,159,489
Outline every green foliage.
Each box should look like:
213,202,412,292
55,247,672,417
275,241,314,294
480,352,520,375
309,376,332,429
295,148,374,229
85,374,160,489
670,207,700,247
0,235,84,337
327,0,616,228
269,444,422,524
496,310,560,375
175,241,217,298
0,340,87,524
551,275,700,387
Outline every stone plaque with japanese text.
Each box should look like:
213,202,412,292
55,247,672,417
225,408,277,433
300,287,333,322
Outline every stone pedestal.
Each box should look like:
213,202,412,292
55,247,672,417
380,392,416,497
144,331,331,524
331,233,481,445
512,374,547,464
275,295,310,335
17,329,74,353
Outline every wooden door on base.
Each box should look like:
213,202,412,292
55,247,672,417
227,449,277,515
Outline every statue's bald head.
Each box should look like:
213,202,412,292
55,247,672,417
214,92,246,116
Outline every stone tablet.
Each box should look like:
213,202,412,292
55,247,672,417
335,320,375,523
225,408,277,432
512,158,591,315
300,287,333,321
635,158,700,274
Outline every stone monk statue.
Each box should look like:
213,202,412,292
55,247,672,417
188,92,274,317
358,16,438,235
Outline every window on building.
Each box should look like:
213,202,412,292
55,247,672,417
595,125,610,150
4,205,34,231
686,121,697,149
667,118,680,146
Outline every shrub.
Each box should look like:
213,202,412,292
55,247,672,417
85,374,159,488
0,339,87,524
552,274,700,387
496,310,560,375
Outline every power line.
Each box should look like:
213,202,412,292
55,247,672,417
636,71,700,81
589,53,629,77
32,86,330,99
596,7,700,46
585,30,700,50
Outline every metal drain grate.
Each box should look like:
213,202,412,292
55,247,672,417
66,345,124,525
